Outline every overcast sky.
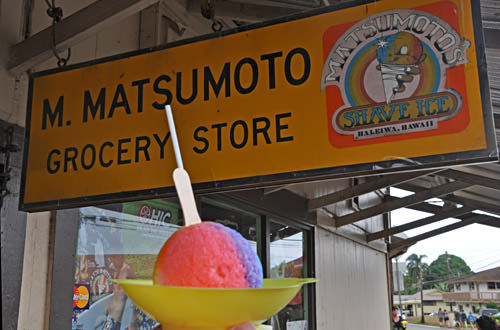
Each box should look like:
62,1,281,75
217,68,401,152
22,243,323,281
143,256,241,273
391,188,500,274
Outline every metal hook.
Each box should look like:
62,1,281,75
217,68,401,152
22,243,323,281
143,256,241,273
201,0,223,32
201,0,216,20
45,0,71,67
212,19,223,32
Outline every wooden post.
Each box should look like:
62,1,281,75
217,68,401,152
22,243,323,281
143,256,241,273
420,270,425,323
17,211,55,330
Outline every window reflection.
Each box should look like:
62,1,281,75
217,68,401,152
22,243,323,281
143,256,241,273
270,221,308,330
73,200,182,330
71,199,312,330
200,198,259,253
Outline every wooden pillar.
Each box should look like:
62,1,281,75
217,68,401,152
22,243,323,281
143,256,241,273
17,211,55,330
139,3,163,48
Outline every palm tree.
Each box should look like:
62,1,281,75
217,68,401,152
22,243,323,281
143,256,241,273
433,282,448,292
406,254,428,323
406,253,427,280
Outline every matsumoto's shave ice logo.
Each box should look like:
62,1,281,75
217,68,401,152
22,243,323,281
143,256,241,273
321,8,471,141
376,32,426,104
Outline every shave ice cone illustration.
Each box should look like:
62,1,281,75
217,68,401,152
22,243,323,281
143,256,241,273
376,32,426,103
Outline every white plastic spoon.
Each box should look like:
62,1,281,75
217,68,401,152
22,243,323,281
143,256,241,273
165,105,202,226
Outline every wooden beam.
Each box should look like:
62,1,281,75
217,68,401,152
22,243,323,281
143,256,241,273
388,235,414,258
390,215,480,250
394,197,500,227
439,169,500,191
8,0,160,75
384,196,441,214
494,113,500,129
160,1,213,37
139,3,162,49
443,195,500,215
385,195,463,215
366,205,476,242
485,28,500,50
187,0,299,22
388,244,410,259
386,196,499,227
307,170,436,211
220,0,317,10
394,182,430,193
477,218,500,229
395,181,500,215
263,185,289,195
334,181,472,228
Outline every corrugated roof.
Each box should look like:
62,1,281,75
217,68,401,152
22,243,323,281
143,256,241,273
446,267,500,284
481,0,500,30
393,289,444,302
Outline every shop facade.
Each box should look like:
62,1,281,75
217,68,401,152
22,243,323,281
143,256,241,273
2,1,499,330
37,178,393,330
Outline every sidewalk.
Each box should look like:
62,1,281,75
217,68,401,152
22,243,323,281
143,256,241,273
407,323,477,330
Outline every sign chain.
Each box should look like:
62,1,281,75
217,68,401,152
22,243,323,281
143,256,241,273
200,0,223,32
44,0,71,68
0,127,20,209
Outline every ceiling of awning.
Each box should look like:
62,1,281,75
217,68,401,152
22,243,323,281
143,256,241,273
293,163,500,257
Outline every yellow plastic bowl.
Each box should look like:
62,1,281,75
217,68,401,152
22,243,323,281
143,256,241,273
115,278,317,330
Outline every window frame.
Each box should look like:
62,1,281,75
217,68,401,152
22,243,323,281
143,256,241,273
201,196,317,330
268,217,315,329
51,192,317,330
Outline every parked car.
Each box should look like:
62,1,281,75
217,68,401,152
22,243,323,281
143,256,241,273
480,308,499,316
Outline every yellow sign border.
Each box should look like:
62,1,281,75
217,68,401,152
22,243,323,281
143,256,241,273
21,0,498,211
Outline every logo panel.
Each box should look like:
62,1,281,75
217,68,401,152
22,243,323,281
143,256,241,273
321,2,471,147
73,284,90,310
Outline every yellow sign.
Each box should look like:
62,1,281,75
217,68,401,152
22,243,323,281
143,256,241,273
22,0,497,211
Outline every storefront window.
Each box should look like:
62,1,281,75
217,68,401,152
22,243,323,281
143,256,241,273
72,199,182,330
269,221,309,330
70,197,314,330
199,197,259,253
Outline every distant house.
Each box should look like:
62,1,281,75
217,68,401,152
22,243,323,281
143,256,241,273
443,267,500,313
393,289,447,317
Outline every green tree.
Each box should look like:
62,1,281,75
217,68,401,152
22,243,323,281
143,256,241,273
486,302,499,310
423,254,472,289
432,282,448,291
406,253,428,282
403,273,417,294
406,254,428,323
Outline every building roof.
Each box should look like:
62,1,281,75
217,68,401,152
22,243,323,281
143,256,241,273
445,267,500,284
393,289,444,304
